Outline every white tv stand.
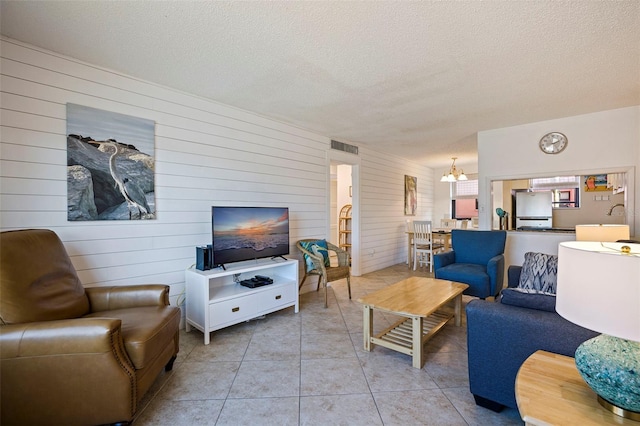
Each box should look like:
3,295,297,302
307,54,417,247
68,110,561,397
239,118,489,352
185,258,299,344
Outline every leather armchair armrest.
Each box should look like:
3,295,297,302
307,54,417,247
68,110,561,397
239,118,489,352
0,318,130,359
86,284,170,312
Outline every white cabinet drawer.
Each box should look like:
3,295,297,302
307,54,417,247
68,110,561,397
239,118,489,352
209,296,256,328
260,283,296,311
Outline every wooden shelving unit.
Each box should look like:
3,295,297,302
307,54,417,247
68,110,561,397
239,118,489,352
339,204,352,255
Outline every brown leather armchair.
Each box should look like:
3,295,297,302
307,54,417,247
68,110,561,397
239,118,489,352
0,229,181,426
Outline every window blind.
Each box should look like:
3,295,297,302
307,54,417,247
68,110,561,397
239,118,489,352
454,179,478,198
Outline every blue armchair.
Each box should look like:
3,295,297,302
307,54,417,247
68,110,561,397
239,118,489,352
433,229,507,299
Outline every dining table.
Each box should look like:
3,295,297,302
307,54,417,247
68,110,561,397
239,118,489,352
406,228,452,268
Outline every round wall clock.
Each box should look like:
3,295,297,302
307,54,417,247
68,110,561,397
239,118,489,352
539,132,568,154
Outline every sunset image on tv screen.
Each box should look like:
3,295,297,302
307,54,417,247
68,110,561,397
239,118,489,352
212,207,290,265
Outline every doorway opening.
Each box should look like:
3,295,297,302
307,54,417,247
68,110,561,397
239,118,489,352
328,152,360,276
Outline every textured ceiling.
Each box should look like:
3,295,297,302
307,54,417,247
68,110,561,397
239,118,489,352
1,1,639,168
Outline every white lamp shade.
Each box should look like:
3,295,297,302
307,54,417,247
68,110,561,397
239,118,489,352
575,224,629,242
556,241,640,341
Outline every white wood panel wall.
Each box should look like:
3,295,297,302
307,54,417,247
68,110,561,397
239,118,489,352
359,146,435,273
0,37,434,311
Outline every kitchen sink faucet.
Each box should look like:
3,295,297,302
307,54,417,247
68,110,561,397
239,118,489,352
606,203,625,216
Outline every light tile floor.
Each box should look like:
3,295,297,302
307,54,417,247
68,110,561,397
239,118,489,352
133,263,524,425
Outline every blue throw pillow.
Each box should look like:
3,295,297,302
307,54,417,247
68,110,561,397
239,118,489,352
517,252,558,295
500,288,556,312
300,239,330,272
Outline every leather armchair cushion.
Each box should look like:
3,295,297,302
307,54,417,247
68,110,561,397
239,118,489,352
85,306,180,369
0,230,90,324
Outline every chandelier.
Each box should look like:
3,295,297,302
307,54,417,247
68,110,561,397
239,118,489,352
440,157,468,182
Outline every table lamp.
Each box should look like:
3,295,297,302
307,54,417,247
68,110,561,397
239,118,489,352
556,241,640,420
575,224,630,242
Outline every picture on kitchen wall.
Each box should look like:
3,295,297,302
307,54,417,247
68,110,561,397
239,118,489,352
404,175,417,216
66,103,156,221
583,174,608,192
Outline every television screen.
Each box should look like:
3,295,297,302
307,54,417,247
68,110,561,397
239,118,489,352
212,206,290,266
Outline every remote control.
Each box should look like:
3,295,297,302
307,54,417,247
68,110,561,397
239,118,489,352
255,275,270,281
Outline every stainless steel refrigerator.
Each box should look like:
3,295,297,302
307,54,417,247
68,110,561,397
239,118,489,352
515,191,553,229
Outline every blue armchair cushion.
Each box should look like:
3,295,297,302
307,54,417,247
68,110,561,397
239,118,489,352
517,252,558,295
435,263,490,292
299,239,330,272
500,288,556,312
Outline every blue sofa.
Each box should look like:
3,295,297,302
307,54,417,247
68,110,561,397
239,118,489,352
434,229,506,299
466,265,599,411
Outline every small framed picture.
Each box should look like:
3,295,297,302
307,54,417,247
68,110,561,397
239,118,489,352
404,175,417,216
584,174,608,192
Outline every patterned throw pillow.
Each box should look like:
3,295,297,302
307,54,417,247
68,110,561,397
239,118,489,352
300,240,330,272
517,252,558,295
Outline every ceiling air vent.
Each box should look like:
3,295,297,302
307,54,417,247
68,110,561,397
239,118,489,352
331,140,359,155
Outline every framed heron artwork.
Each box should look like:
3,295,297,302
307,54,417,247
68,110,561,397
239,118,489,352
66,104,156,221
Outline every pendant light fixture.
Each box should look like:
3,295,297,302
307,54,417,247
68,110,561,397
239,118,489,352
440,157,468,182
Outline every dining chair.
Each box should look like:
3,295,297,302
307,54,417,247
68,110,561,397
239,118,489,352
413,221,444,273
440,218,458,229
436,218,456,246
406,220,415,267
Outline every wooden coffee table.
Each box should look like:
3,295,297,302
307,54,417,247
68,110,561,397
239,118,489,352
358,277,468,368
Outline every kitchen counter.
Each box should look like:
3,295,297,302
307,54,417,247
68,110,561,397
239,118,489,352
512,227,575,234
504,230,576,279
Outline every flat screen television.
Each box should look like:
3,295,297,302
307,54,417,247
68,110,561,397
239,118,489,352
211,206,290,267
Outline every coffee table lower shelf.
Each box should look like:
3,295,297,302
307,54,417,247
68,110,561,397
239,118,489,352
366,310,453,368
